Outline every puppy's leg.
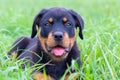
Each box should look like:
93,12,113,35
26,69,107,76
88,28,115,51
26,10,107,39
64,74,79,80
8,36,30,58
32,72,54,80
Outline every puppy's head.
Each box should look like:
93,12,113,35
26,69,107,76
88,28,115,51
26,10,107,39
31,7,84,62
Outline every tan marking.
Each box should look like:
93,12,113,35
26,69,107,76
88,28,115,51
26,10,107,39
63,17,67,22
48,17,53,23
64,73,79,80
11,52,18,58
37,28,76,62
38,28,48,53
69,29,76,48
64,74,70,80
32,72,54,80
46,33,56,48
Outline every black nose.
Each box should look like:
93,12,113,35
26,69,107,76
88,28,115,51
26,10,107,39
53,31,64,41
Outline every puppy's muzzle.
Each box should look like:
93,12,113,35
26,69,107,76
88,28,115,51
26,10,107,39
53,31,64,42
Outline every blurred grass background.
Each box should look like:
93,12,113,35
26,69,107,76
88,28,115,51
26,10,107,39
0,0,120,80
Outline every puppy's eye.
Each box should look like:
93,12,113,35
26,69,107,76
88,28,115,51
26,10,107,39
65,22,72,27
44,23,51,27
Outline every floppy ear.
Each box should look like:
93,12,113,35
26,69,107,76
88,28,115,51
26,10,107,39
31,9,48,38
68,10,84,39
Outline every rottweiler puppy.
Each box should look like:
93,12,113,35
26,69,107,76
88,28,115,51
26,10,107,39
8,7,84,80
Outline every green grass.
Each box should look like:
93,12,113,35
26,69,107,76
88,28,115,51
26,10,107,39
0,0,120,80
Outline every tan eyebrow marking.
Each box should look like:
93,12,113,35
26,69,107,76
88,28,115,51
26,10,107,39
48,17,53,23
63,17,67,22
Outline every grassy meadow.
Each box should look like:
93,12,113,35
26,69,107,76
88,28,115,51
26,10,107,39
0,0,120,80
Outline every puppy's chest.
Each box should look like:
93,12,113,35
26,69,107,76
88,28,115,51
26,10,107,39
45,62,67,79
39,52,71,79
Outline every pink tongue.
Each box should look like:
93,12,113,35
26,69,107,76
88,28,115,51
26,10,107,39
52,47,65,56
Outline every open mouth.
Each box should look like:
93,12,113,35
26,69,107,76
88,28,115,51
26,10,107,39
46,45,70,56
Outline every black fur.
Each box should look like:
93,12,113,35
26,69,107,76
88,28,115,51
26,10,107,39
31,7,84,39
8,7,84,80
